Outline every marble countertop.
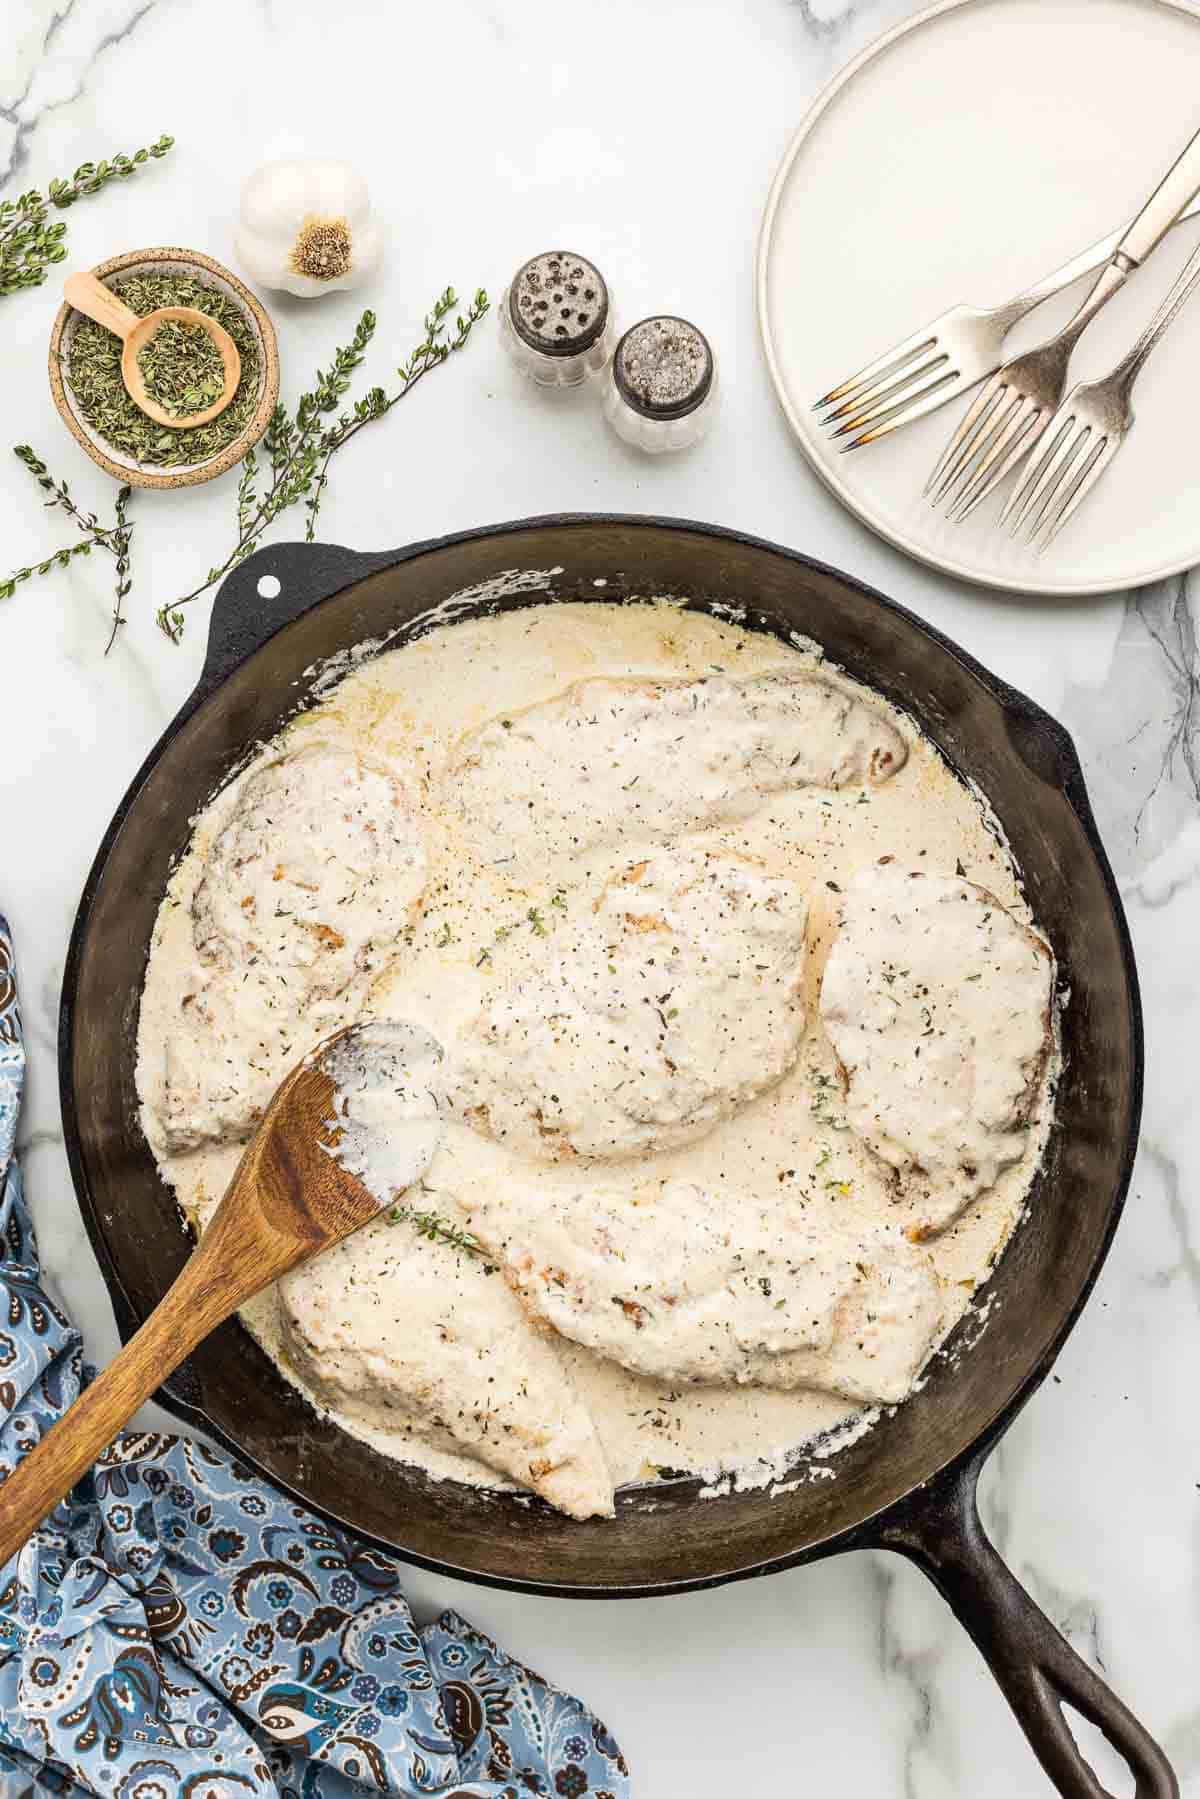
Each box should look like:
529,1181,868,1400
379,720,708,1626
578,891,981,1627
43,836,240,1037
3,0,1197,1792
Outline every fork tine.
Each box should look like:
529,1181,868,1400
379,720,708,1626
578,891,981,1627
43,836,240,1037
831,365,958,443
823,350,950,428
1038,434,1113,548
838,369,964,451
1007,418,1087,540
925,378,1006,500
814,332,939,412
950,398,1045,521
937,389,1023,510
999,411,1077,532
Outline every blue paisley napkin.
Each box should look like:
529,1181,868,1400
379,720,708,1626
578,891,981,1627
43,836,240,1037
0,917,631,1799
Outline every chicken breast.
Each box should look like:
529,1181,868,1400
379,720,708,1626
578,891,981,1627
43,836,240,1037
443,1175,943,1406
449,848,809,1160
442,669,908,875
820,864,1054,1237
153,743,427,1152
277,1215,614,1520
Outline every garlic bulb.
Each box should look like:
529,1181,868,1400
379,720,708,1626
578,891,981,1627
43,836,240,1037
235,159,382,298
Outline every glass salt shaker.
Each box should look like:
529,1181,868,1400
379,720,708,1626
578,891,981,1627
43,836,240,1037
603,315,718,452
499,250,615,388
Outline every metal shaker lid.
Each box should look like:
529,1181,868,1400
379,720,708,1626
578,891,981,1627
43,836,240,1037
508,251,610,357
612,316,714,419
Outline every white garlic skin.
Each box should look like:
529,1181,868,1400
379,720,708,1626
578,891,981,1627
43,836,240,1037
235,158,383,298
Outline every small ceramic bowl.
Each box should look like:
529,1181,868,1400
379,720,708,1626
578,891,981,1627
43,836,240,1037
48,246,280,491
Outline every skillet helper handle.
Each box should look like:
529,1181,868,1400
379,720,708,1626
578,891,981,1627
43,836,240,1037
880,1453,1178,1799
197,540,399,700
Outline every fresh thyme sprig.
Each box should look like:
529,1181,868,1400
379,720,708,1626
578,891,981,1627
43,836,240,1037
157,285,490,640
0,135,173,299
15,443,123,545
46,135,174,208
107,485,134,655
389,1201,482,1257
235,446,259,541
0,538,95,601
302,287,490,542
1,446,135,642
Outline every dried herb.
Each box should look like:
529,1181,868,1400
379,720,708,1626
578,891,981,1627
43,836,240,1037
159,284,489,640
0,135,173,300
1,445,135,654
137,317,226,419
65,272,260,467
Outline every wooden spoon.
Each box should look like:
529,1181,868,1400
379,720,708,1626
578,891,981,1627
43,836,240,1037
0,1020,444,1567
64,270,242,430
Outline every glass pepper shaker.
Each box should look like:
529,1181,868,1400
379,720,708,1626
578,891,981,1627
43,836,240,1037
603,315,718,452
499,250,615,388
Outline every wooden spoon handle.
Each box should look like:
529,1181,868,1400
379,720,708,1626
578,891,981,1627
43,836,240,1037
0,1290,204,1566
0,1167,308,1567
64,271,142,342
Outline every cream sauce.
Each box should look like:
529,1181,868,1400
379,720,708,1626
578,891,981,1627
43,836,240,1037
442,666,907,878
453,1173,943,1404
149,741,426,1152
820,864,1054,1238
449,847,810,1161
136,601,1056,1505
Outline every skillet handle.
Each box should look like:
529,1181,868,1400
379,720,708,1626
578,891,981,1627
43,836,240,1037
879,1451,1178,1799
196,539,407,701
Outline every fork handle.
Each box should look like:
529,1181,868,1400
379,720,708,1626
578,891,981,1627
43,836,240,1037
1048,123,1200,354
997,196,1200,333
1115,122,1200,268
1113,237,1200,390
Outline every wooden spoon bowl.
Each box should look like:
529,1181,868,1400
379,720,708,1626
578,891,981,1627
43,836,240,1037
64,271,241,430
0,1020,444,1567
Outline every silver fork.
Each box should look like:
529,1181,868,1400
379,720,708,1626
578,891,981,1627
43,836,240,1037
926,121,1200,521
1001,235,1200,547
813,199,1200,452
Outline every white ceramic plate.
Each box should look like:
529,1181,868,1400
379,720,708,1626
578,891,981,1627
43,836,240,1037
758,0,1200,596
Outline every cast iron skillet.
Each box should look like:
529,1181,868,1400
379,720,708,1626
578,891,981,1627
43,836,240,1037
60,516,1174,1799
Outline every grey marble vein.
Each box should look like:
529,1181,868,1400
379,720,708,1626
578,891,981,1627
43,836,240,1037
789,0,859,38
0,0,77,179
0,0,163,191
1140,1140,1200,1310
1023,1564,1109,1676
869,1553,945,1799
787,0,901,51
1059,573,1200,883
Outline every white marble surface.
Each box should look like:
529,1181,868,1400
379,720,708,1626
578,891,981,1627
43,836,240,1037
1,0,1197,1793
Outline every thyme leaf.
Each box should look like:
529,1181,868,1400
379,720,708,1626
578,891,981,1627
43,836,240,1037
389,1202,482,1257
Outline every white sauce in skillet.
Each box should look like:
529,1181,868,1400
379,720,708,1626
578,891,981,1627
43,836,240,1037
137,601,1056,1508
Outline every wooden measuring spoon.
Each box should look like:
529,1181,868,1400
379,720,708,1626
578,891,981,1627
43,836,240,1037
64,270,242,430
0,1019,444,1567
